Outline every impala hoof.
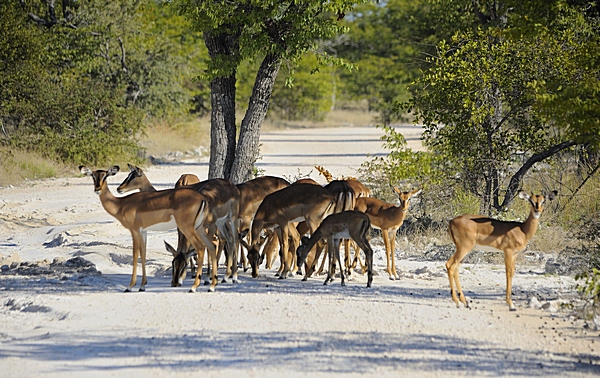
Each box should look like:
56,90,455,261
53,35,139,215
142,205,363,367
208,287,215,293
124,288,132,292
139,287,145,292
509,307,516,312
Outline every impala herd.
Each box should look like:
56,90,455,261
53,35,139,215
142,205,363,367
80,164,556,311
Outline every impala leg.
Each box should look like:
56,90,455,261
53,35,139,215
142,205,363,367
390,228,399,279
505,251,517,311
227,219,239,282
323,240,334,285
278,227,291,279
334,239,345,286
315,241,331,275
288,226,300,276
446,255,461,307
264,233,278,269
382,231,394,280
206,243,219,292
453,261,469,308
344,239,351,275
139,231,148,292
190,227,213,292
126,231,141,292
356,236,374,288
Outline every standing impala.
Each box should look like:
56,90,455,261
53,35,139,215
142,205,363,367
446,190,557,311
355,187,421,280
79,165,219,292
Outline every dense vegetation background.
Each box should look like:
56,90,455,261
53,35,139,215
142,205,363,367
1,1,599,304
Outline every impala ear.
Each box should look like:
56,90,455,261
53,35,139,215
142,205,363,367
391,186,401,194
107,165,120,176
300,235,310,245
518,191,530,201
411,188,423,197
127,163,136,172
164,240,177,256
239,238,251,250
185,248,196,259
546,190,558,201
79,166,92,176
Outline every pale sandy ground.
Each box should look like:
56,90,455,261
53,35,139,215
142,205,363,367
0,126,599,377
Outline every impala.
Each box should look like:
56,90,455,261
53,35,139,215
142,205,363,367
446,190,557,311
117,164,157,193
308,180,356,277
243,183,337,279
343,179,371,274
296,210,374,287
236,176,291,271
118,166,240,290
175,173,201,187
171,178,241,291
116,164,206,283
355,187,421,280
79,165,218,292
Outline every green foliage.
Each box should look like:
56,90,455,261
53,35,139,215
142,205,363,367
358,125,432,201
269,53,334,121
402,2,600,212
174,0,365,80
576,268,600,322
334,0,432,124
0,0,208,168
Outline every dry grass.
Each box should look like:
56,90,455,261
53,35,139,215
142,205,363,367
262,109,377,131
140,117,211,158
0,148,70,187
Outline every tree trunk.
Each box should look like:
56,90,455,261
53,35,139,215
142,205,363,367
204,32,238,179
229,53,281,184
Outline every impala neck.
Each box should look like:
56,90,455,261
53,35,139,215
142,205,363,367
381,206,408,225
139,176,156,192
99,181,121,218
303,228,323,251
521,208,540,240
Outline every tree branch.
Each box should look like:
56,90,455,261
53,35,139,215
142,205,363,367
500,139,579,209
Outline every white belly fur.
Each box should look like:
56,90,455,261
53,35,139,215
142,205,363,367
474,243,503,253
333,229,351,240
142,216,178,232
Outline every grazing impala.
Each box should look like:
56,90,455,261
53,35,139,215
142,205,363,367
446,190,557,311
296,210,374,287
173,178,241,291
236,176,291,270
79,165,218,292
355,187,421,280
243,184,337,279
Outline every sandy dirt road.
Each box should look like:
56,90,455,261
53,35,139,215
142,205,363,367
0,126,599,377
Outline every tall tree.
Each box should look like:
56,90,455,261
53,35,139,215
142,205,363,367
174,0,367,183
405,0,600,213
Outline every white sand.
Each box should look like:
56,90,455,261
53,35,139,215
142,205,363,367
0,126,598,377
